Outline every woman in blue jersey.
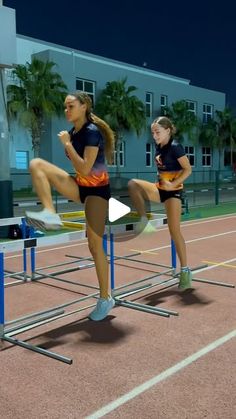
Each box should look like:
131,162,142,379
128,116,192,290
26,91,115,320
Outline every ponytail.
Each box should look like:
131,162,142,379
88,113,115,164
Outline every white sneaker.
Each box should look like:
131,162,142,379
25,208,63,231
135,220,157,234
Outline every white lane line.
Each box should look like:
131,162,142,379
86,329,236,419
153,213,236,230
131,230,236,253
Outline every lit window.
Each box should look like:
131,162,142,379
16,151,28,169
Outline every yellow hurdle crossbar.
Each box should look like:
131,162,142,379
59,211,85,220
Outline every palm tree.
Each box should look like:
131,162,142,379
95,77,146,183
163,100,199,142
7,57,67,156
199,107,236,170
215,108,236,167
199,118,222,169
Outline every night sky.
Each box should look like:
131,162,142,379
3,0,236,111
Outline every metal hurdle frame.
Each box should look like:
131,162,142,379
60,210,235,317
0,217,31,285
61,211,180,318
1,212,235,364
25,213,178,318
0,211,179,365
104,221,235,306
105,215,180,318
0,227,109,364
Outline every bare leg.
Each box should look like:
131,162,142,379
29,158,80,209
164,198,187,267
128,179,160,215
85,196,109,298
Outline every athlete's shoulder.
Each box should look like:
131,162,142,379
86,122,99,133
170,140,185,157
171,139,182,147
171,140,184,150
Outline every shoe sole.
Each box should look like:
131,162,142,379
178,283,192,290
26,217,62,231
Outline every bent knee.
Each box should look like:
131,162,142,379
128,179,139,190
29,158,45,172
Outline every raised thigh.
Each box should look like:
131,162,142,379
129,179,160,203
30,158,80,202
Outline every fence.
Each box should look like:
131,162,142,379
9,169,236,212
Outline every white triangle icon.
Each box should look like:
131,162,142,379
108,198,131,222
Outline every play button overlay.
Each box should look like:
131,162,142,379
108,198,130,222
85,175,151,241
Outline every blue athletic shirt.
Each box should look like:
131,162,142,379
67,122,109,187
155,140,185,190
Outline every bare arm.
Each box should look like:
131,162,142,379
58,130,98,176
173,155,192,186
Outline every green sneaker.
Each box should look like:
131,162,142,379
178,269,192,290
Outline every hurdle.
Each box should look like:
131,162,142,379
1,211,234,364
0,226,110,364
60,211,182,317
0,216,31,285
27,211,178,318
0,211,179,364
60,211,235,310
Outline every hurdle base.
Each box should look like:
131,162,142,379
2,335,72,364
115,299,170,318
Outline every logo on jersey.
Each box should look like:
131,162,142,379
156,154,163,166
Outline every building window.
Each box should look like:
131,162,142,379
76,78,95,104
5,68,19,85
145,92,153,118
160,95,168,115
146,143,153,167
203,103,213,124
184,146,195,166
16,151,28,169
224,150,236,167
109,141,125,167
202,147,211,167
186,100,197,115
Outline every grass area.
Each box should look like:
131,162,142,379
13,188,36,198
181,202,235,221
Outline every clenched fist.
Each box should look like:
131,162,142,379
58,131,71,146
